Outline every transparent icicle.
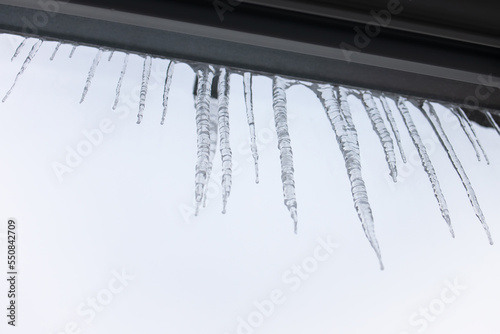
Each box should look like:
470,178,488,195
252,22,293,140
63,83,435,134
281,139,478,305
194,66,215,215
3,40,43,103
483,110,500,136
11,37,28,62
457,107,489,164
421,100,492,244
50,42,62,61
397,97,454,237
380,94,407,163
362,91,398,182
243,72,260,183
451,107,483,162
317,84,383,269
112,54,129,110
161,61,175,125
69,45,77,58
272,76,298,232
136,56,152,124
203,96,220,208
108,51,114,61
80,48,104,103
217,68,233,214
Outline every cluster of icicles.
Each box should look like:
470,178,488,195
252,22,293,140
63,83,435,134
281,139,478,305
5,37,500,269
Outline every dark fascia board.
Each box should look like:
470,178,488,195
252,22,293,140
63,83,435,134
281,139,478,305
0,0,499,110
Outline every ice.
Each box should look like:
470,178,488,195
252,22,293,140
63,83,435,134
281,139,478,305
379,94,407,163
136,56,152,124
3,39,43,103
80,48,104,103
11,37,27,62
50,42,62,61
362,91,398,182
272,76,298,232
421,101,492,244
112,53,129,110
397,97,454,237
161,61,175,125
243,72,260,183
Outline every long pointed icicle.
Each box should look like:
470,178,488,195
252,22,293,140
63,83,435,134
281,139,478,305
203,94,219,208
80,48,104,103
112,53,129,110
272,76,298,233
3,40,43,103
217,68,233,214
161,61,176,125
317,84,383,269
50,42,62,61
243,72,260,184
397,97,454,237
362,91,398,182
457,107,489,164
11,37,28,61
136,56,152,124
69,45,77,58
451,107,483,162
380,94,407,163
421,100,492,244
194,66,215,215
483,110,500,136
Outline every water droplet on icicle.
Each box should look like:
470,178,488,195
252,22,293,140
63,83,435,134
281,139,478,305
11,37,28,62
194,66,215,215
161,61,175,125
3,39,43,103
361,91,398,182
379,93,407,163
243,72,260,184
420,100,493,244
136,55,152,124
217,68,233,214
397,97,454,238
80,48,104,104
272,76,298,233
112,53,129,110
50,41,62,61
316,84,384,269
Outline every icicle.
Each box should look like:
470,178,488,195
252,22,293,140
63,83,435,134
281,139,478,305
194,66,215,215
69,45,77,58
451,107,483,162
203,95,220,208
420,100,492,244
3,40,43,103
362,91,398,182
11,37,28,61
397,97,454,237
136,56,152,124
108,50,114,61
457,107,489,164
80,48,104,103
243,72,260,183
316,84,383,269
50,41,62,61
160,61,175,125
112,54,129,110
483,110,500,136
380,94,407,163
217,68,233,214
272,76,298,233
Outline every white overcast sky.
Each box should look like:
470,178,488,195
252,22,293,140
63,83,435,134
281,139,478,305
0,33,499,334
